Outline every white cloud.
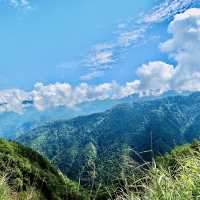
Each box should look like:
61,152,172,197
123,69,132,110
80,71,104,81
90,51,114,66
0,89,29,113
31,81,124,110
82,0,199,80
143,0,198,23
118,81,140,98
0,79,143,113
117,27,146,47
1,8,200,113
0,62,176,113
7,0,31,8
132,8,200,93
0,82,122,113
31,82,73,111
161,8,200,91
136,61,175,92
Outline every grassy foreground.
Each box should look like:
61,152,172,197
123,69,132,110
1,138,200,199
0,174,43,200
117,140,200,200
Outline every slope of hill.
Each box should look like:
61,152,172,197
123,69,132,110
17,92,200,192
0,139,88,200
0,96,129,139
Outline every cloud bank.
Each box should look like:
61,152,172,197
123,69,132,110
0,82,132,113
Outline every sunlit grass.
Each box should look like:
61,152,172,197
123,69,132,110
117,141,200,200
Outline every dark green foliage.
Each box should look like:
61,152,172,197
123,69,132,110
0,138,88,200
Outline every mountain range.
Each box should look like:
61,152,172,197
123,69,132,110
0,90,185,139
17,91,200,196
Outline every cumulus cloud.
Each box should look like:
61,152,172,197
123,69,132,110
133,8,200,93
0,80,146,113
136,61,175,92
0,82,125,113
83,0,199,80
161,8,200,91
0,89,28,113
117,81,141,98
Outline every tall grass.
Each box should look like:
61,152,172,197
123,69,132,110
117,142,200,200
0,174,45,200
0,175,13,200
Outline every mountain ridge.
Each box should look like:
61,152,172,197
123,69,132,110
0,90,189,139
17,92,200,193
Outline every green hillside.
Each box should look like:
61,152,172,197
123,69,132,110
17,93,200,193
0,139,88,200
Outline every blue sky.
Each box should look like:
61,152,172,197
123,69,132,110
0,0,200,113
0,0,162,89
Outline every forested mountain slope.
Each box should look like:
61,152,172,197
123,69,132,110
18,92,200,191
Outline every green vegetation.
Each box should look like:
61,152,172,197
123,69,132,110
119,140,200,200
18,93,200,192
3,138,200,200
0,175,13,200
0,138,88,200
10,92,200,199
